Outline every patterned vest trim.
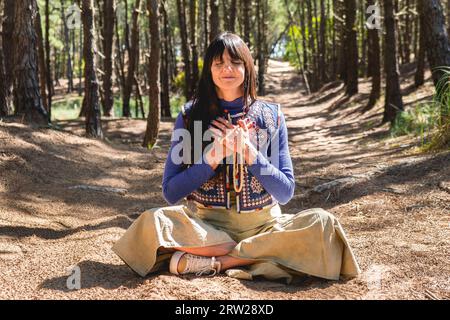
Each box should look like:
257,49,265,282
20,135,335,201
181,99,281,213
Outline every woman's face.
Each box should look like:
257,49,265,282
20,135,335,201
211,49,245,96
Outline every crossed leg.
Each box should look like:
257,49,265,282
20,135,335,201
166,241,255,273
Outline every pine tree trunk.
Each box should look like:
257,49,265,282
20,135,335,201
44,0,53,119
0,45,8,116
2,0,14,113
319,0,327,83
367,22,381,109
403,0,411,63
414,0,426,87
202,0,209,51
35,9,49,112
82,0,103,137
209,0,219,42
420,0,450,121
420,0,450,87
122,0,141,117
299,0,308,72
228,0,237,33
344,0,358,96
242,0,250,47
256,0,267,95
306,0,318,91
60,0,74,93
177,0,192,100
102,0,115,116
190,0,199,96
114,16,126,96
144,0,161,148
160,0,172,118
13,0,48,126
383,0,404,123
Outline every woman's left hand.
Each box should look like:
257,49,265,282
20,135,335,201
236,119,258,166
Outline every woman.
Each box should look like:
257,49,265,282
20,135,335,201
113,32,361,282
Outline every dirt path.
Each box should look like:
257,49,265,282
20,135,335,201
0,60,448,299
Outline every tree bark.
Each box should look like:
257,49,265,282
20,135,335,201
0,45,8,116
177,0,192,100
160,0,172,118
367,13,381,109
344,0,358,96
319,0,327,83
190,0,199,96
122,0,141,117
102,0,115,116
2,0,15,113
143,0,161,148
242,0,250,47
82,0,103,137
35,9,49,113
44,0,53,119
13,0,48,126
61,0,74,93
420,0,450,87
383,0,404,123
209,0,219,42
414,0,426,87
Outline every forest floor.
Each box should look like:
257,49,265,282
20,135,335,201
0,60,449,300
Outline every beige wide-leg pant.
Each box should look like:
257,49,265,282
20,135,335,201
112,202,361,283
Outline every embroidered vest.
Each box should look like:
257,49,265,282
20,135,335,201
181,99,281,213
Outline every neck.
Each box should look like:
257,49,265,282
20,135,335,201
216,87,244,102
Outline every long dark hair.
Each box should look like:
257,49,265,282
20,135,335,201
187,32,257,164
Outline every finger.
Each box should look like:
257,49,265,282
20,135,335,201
209,127,223,138
211,120,228,132
237,119,245,129
216,117,235,129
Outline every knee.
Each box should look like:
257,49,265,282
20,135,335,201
313,208,336,226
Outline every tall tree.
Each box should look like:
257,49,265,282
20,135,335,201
414,0,426,87
420,0,450,87
60,0,74,93
35,9,49,112
160,0,172,118
44,0,53,120
82,0,103,137
102,0,116,116
0,44,7,116
122,0,141,117
383,0,404,123
13,0,48,126
209,0,219,42
176,0,192,100
228,0,237,33
190,0,199,95
344,0,358,96
256,0,268,95
367,0,381,109
319,0,327,84
242,0,250,47
144,0,161,148
2,0,15,113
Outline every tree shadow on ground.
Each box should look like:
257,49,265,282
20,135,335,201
0,214,135,240
39,260,150,291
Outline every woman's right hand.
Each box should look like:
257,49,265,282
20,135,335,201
204,117,238,170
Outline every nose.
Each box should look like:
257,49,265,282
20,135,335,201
222,63,234,72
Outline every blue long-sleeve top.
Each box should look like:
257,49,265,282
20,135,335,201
162,97,295,206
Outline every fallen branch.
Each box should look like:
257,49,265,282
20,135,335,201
312,174,372,194
424,289,440,300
